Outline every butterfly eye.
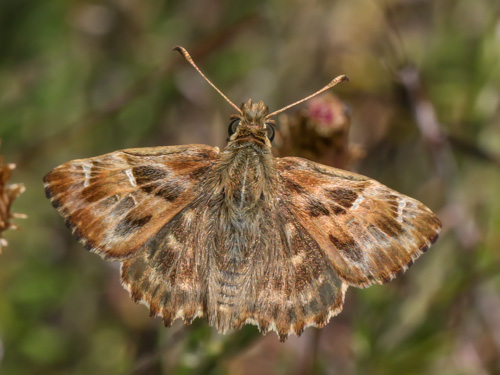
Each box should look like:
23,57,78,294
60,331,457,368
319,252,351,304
228,119,240,136
265,123,275,142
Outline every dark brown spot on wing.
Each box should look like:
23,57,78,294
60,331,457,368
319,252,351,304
318,282,335,306
155,245,177,273
70,223,97,251
115,213,152,236
429,230,440,245
111,195,136,216
132,166,168,185
306,198,330,217
139,179,185,202
51,198,62,209
281,177,307,194
329,233,364,262
287,307,297,322
155,181,184,202
375,217,404,237
304,299,320,315
294,263,309,291
325,188,358,208
330,204,347,215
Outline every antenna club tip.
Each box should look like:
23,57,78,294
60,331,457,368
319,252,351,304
327,74,350,87
173,46,188,56
173,46,194,63
340,75,350,82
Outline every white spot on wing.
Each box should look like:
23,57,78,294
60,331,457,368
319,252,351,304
351,194,364,210
125,169,137,187
82,164,91,187
291,253,304,265
397,199,406,223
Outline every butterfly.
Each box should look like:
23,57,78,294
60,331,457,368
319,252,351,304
44,46,441,342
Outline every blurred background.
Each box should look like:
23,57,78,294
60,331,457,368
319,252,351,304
1,0,499,374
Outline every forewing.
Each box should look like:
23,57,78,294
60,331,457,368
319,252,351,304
277,157,441,288
44,145,218,260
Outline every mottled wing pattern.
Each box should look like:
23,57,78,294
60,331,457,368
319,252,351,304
121,178,347,342
44,142,440,341
120,198,210,327
277,157,441,288
238,207,347,341
44,145,218,260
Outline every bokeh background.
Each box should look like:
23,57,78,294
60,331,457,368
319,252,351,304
1,0,500,374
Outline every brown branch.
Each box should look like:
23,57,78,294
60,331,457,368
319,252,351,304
0,139,26,253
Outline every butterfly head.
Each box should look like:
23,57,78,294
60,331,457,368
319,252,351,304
227,99,275,146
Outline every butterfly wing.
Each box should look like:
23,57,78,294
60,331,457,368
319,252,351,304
119,160,348,341
276,157,441,288
236,206,348,341
44,145,441,340
44,145,219,260
120,197,211,327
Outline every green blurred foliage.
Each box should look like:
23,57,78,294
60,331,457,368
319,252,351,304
0,0,499,374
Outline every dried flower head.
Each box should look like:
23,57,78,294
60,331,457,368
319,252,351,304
276,93,365,169
0,140,26,253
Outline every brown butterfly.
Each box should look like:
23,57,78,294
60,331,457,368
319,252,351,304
44,47,441,342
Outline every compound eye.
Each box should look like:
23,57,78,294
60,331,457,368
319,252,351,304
228,119,240,136
265,123,275,142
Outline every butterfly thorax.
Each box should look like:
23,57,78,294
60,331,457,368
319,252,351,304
213,99,277,213
216,146,275,210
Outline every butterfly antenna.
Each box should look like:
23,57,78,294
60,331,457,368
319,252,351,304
173,46,243,115
265,75,349,119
